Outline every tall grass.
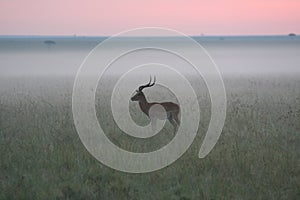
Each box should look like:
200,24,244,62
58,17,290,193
0,75,299,199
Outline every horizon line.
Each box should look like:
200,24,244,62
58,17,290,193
0,33,298,38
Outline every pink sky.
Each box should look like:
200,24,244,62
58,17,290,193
0,0,299,36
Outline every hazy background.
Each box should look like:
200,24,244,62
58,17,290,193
0,36,299,77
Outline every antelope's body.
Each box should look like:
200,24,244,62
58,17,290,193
131,77,180,133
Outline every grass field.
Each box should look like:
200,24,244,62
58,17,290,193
0,75,299,199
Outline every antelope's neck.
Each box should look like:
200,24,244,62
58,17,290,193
139,96,151,116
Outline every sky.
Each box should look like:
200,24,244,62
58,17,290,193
0,0,299,36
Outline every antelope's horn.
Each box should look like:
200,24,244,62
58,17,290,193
138,76,156,91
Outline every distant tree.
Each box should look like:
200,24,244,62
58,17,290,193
44,40,56,49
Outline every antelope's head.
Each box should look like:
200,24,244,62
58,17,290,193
131,76,156,102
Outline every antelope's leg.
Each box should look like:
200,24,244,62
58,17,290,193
151,117,157,132
174,113,180,125
168,116,178,134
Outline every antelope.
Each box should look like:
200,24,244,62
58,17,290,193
131,76,180,134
